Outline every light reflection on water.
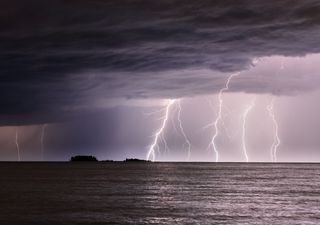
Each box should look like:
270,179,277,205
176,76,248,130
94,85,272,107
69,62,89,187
0,162,319,224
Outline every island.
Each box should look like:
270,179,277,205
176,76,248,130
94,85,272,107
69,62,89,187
70,156,151,163
124,158,150,162
70,155,98,162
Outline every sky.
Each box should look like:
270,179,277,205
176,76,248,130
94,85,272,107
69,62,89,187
1,0,320,161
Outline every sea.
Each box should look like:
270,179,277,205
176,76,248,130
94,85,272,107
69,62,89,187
0,162,319,225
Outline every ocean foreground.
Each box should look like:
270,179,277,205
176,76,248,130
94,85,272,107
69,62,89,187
0,162,319,224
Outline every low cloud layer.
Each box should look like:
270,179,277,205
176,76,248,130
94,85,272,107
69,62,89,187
1,0,320,124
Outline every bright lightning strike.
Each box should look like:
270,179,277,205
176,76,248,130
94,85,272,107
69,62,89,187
15,128,21,161
146,99,176,161
41,124,47,161
177,100,191,160
208,73,239,162
170,104,180,135
267,98,280,162
204,98,237,141
161,132,170,155
241,100,255,162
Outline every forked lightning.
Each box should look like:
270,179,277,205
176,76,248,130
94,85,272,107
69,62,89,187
208,73,239,162
241,100,255,162
146,100,176,161
267,98,280,162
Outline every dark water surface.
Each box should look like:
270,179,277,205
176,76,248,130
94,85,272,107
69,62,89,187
0,162,319,225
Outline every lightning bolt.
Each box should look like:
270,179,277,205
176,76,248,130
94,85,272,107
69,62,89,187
267,98,280,162
177,100,191,160
161,132,170,155
208,73,239,162
146,99,176,161
15,128,21,161
170,104,180,136
241,100,255,162
41,124,47,161
204,98,237,141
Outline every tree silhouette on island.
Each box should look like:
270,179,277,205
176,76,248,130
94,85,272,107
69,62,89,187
70,155,98,162
70,155,150,162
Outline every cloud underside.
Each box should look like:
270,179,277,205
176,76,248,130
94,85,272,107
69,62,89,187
1,0,320,124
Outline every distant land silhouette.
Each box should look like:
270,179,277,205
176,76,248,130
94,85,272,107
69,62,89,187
70,155,150,162
70,155,98,162
124,158,150,162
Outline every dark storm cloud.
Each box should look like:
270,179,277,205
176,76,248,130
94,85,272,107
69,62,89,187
1,0,320,124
